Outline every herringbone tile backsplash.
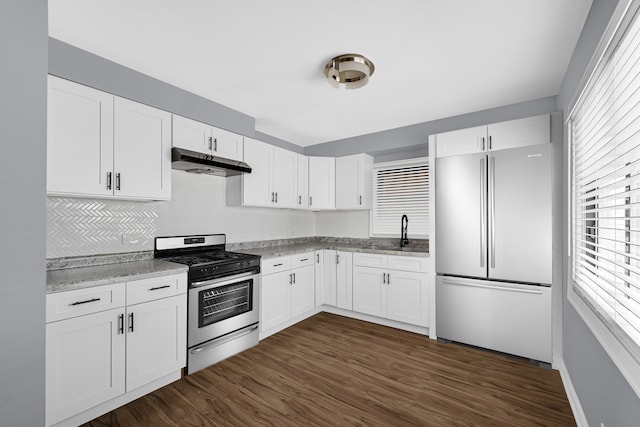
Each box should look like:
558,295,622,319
47,197,159,258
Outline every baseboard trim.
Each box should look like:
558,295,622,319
557,358,588,427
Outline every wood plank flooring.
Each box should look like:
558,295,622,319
85,313,575,426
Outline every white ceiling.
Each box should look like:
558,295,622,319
49,0,592,147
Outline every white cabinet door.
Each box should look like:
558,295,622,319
321,250,337,306
352,266,386,317
211,126,244,161
291,265,315,318
435,125,487,158
261,271,291,332
297,154,309,209
47,75,114,196
336,251,353,310
242,137,273,206
314,250,324,307
272,146,298,208
113,97,172,200
125,295,186,391
487,114,549,151
46,308,125,426
172,114,212,153
308,156,335,209
386,270,427,326
335,154,372,209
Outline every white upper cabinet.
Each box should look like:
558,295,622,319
228,137,297,208
296,154,309,209
47,75,171,201
272,146,298,208
47,75,114,197
435,125,487,158
113,97,172,200
335,153,373,210
172,114,244,161
435,114,550,157
240,137,273,206
308,156,335,210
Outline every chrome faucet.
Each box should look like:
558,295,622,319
400,215,409,247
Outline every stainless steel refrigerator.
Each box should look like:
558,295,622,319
435,143,552,363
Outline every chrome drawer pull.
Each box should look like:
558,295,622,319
149,285,171,291
70,297,100,306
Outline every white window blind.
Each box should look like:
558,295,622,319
371,158,429,237
572,5,640,354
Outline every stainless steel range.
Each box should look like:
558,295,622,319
154,234,261,375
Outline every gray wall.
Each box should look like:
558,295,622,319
305,96,558,161
0,1,47,426
558,0,640,426
49,38,255,137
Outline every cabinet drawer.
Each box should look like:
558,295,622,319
262,256,292,275
291,252,314,268
387,255,428,273
353,253,387,269
126,273,187,305
46,282,126,323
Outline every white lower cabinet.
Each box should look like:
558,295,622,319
261,253,315,335
45,273,187,426
352,253,428,327
336,252,353,310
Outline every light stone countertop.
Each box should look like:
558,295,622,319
234,242,429,259
46,259,188,294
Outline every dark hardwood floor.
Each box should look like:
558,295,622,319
85,313,575,426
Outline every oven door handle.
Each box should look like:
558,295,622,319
190,324,259,354
190,270,258,288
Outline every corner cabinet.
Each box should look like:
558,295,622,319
45,273,187,427
308,156,335,210
335,154,373,210
435,114,550,158
227,137,297,208
172,114,244,162
47,75,172,201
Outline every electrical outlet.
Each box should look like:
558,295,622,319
122,234,142,245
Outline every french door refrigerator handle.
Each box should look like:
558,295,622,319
489,156,496,269
480,158,486,268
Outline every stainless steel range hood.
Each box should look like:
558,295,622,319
171,147,251,177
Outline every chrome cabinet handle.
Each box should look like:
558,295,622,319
359,195,362,205
316,253,320,263
293,272,296,284
115,173,121,191
382,273,386,284
299,195,302,205
309,196,312,206
489,135,492,150
300,258,309,262
273,263,284,267
275,192,278,203
336,254,340,264
271,192,275,203
106,172,112,190
128,312,134,333
208,136,213,150
70,297,100,306
387,273,390,284
289,273,293,285
481,137,485,151
213,138,217,152
149,285,171,291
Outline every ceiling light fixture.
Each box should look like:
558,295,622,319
324,54,375,89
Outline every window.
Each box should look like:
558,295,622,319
370,158,429,238
570,0,640,394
